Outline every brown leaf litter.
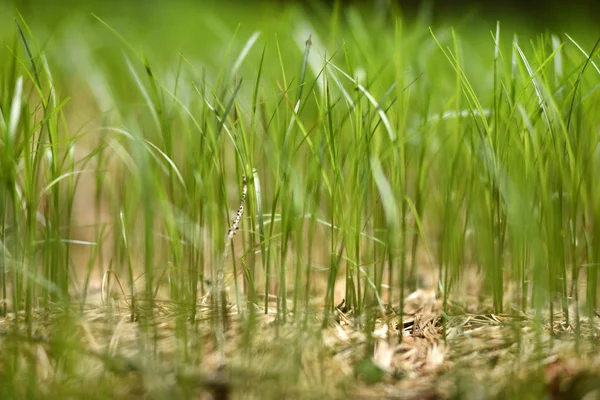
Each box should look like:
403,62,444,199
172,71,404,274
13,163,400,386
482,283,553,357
1,288,600,399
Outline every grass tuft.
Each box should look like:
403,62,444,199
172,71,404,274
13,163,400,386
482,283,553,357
0,4,599,398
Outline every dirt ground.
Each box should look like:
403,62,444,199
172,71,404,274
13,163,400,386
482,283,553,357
2,285,599,400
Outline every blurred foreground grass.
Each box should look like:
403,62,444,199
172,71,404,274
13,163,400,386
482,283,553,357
1,1,600,398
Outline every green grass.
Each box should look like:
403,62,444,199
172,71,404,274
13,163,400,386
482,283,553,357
1,2,600,399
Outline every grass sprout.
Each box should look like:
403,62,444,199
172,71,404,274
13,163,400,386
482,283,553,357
0,4,599,399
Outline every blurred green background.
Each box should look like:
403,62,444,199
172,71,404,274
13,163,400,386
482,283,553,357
2,0,597,131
